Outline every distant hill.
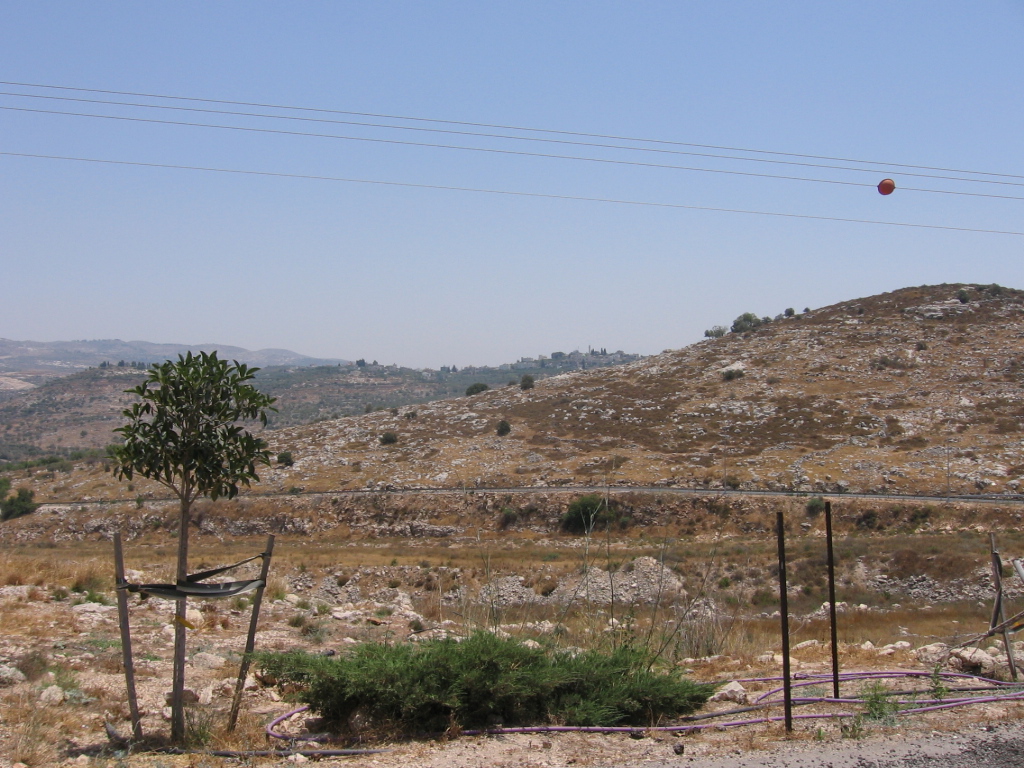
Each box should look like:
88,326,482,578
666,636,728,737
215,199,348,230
256,283,1024,498
0,338,348,377
0,343,643,461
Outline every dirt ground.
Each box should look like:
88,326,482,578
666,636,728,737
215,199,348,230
1,541,1023,768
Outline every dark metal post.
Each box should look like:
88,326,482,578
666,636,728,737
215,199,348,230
825,501,841,699
228,535,275,731
989,534,1018,681
776,511,793,732
113,533,143,740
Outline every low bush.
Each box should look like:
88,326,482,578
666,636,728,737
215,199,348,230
465,382,489,396
805,496,826,516
496,419,511,437
379,432,398,446
256,633,714,734
561,493,625,534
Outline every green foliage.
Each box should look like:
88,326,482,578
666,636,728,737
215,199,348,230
256,633,713,734
519,374,535,390
730,313,764,334
379,431,398,445
703,325,727,339
860,681,900,724
496,419,511,437
1,488,39,521
784,307,795,317
465,382,489,396
721,368,744,381
561,493,624,534
805,496,826,517
957,288,970,303
276,451,294,467
111,351,276,504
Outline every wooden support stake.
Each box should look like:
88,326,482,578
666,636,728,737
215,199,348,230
776,511,793,732
228,535,275,731
113,533,143,740
825,501,841,700
989,534,1018,681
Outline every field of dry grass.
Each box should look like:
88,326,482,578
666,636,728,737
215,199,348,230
1,519,1022,766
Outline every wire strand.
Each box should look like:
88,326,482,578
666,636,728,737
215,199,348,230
3,150,1021,236
4,105,1023,201
2,89,1021,189
3,78,1020,182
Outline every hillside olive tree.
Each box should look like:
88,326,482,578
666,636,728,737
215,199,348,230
111,351,276,742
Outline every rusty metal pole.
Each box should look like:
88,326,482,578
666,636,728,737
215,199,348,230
228,535,275,731
825,501,841,700
776,511,793,732
989,534,1019,681
113,533,143,740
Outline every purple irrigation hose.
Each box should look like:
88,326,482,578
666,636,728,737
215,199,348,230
265,670,1024,743
267,705,312,740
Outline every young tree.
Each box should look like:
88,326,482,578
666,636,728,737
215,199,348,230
111,351,276,743
519,374,535,390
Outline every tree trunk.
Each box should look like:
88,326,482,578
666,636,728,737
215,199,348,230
170,495,190,743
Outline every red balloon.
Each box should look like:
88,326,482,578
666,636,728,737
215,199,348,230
878,178,896,195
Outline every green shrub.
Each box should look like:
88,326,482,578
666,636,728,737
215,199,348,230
465,382,489,396
704,325,727,339
379,432,398,446
496,419,511,437
561,494,624,534
730,313,763,334
277,451,294,467
256,633,713,733
519,375,535,390
0,488,39,521
805,496,826,516
957,288,970,304
722,368,744,381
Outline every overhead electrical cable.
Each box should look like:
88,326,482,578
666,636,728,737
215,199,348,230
3,151,1021,237
1,90,1019,189
3,105,1022,201
2,78,1020,182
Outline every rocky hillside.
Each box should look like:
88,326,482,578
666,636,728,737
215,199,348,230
261,283,1024,497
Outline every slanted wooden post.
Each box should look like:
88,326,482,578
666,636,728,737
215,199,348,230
228,535,275,731
113,533,143,740
989,534,1018,681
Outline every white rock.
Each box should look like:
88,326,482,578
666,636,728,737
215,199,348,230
949,647,996,676
709,681,749,704
199,684,214,706
860,641,875,651
793,639,820,651
522,639,542,650
192,652,226,669
71,602,114,614
39,684,66,706
0,665,27,686
916,643,949,665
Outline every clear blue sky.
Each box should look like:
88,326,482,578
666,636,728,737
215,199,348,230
2,2,1022,368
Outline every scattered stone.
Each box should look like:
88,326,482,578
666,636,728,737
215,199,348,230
0,665,27,686
710,681,749,704
39,684,66,706
192,652,227,669
916,643,950,665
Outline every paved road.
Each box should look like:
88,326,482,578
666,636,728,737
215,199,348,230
39,484,1024,510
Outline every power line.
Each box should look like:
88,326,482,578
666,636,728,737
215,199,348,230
2,89,1021,189
4,105,1023,202
3,78,1020,182
3,151,1021,237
